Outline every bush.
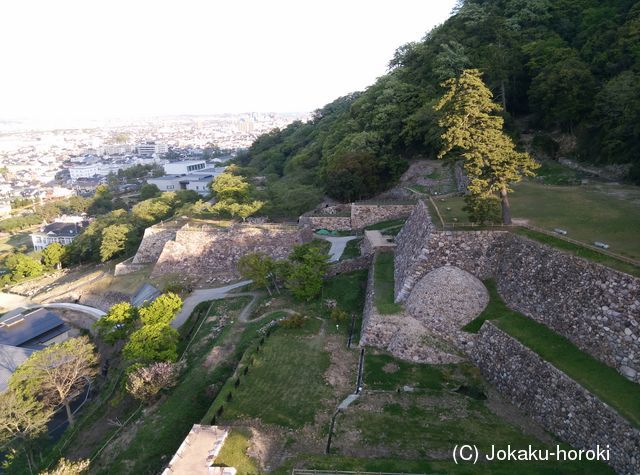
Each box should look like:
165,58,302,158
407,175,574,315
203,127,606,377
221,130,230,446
280,314,306,328
532,133,560,160
126,362,178,403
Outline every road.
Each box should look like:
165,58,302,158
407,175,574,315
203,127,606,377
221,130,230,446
317,235,359,262
172,280,252,328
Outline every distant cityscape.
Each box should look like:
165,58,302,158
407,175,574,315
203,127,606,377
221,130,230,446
0,112,309,217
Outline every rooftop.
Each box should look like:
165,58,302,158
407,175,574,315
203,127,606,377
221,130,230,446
32,221,85,237
162,425,236,475
0,344,34,392
0,308,68,349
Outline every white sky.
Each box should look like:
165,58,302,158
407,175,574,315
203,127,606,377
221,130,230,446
0,0,456,119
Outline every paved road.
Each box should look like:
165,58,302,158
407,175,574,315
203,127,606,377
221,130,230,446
318,235,359,262
1,292,106,320
172,280,252,328
30,303,106,319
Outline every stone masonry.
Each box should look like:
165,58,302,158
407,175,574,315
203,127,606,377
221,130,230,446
132,226,179,264
151,223,303,286
299,203,415,231
393,200,640,383
472,322,640,474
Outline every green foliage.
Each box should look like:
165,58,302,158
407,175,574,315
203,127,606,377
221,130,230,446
285,245,329,301
330,306,349,324
99,224,131,262
41,243,65,269
41,457,90,475
138,293,183,326
3,253,44,283
9,337,98,426
234,0,640,202
94,302,139,344
0,390,52,444
139,183,161,200
280,313,306,329
435,69,538,223
237,252,275,293
462,194,501,225
211,172,263,221
123,324,179,365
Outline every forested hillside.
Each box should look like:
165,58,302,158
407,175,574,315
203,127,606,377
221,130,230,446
238,0,640,213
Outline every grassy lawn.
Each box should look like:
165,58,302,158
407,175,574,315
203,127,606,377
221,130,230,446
218,318,331,428
340,237,362,260
465,280,640,428
214,428,261,473
364,218,407,231
95,297,251,475
373,252,402,314
328,352,613,474
434,180,640,259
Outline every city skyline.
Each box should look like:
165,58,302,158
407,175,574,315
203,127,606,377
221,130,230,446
0,0,456,120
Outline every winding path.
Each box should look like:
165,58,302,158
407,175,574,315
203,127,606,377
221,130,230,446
317,235,359,262
171,280,252,328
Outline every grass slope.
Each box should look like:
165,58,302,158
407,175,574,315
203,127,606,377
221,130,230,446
465,280,640,428
220,318,330,428
373,251,402,314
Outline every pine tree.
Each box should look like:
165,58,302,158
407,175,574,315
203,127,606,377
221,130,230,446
434,69,539,224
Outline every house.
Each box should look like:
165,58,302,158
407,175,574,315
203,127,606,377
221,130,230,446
0,308,70,391
30,218,88,251
147,164,226,196
162,425,236,475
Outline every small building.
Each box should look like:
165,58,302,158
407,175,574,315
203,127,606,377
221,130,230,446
30,218,88,251
0,308,70,391
164,160,207,175
147,166,225,196
162,425,236,475
138,142,168,157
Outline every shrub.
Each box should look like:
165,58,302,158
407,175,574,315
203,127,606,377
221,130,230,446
126,362,178,403
280,314,306,328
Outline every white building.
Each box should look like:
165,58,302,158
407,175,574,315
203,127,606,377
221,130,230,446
147,164,225,196
164,160,207,175
30,218,88,251
137,142,168,156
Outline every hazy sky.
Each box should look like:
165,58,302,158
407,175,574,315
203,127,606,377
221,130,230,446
0,0,456,119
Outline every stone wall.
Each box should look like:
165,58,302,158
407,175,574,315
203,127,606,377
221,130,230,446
472,322,640,474
114,257,147,276
298,216,352,231
350,203,415,229
394,201,434,301
151,223,302,286
325,255,372,278
131,226,179,264
393,202,640,382
496,234,640,381
360,251,462,364
299,203,415,231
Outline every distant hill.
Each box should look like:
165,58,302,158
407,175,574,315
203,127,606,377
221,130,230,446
237,0,640,215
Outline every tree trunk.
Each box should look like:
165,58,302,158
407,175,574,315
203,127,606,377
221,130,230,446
500,187,512,225
64,400,75,426
500,80,507,111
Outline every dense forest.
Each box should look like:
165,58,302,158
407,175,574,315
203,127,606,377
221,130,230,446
237,0,640,213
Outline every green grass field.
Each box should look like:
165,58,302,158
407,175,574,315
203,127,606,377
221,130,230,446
373,251,403,314
465,281,640,428
326,351,613,474
340,237,362,260
218,318,331,428
434,180,640,260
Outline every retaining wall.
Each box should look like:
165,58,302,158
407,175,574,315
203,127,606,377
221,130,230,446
472,322,640,474
131,226,178,264
394,201,640,382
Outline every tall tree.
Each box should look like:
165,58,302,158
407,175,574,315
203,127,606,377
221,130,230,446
10,337,98,427
123,324,179,365
434,69,538,224
99,224,131,262
0,391,53,472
